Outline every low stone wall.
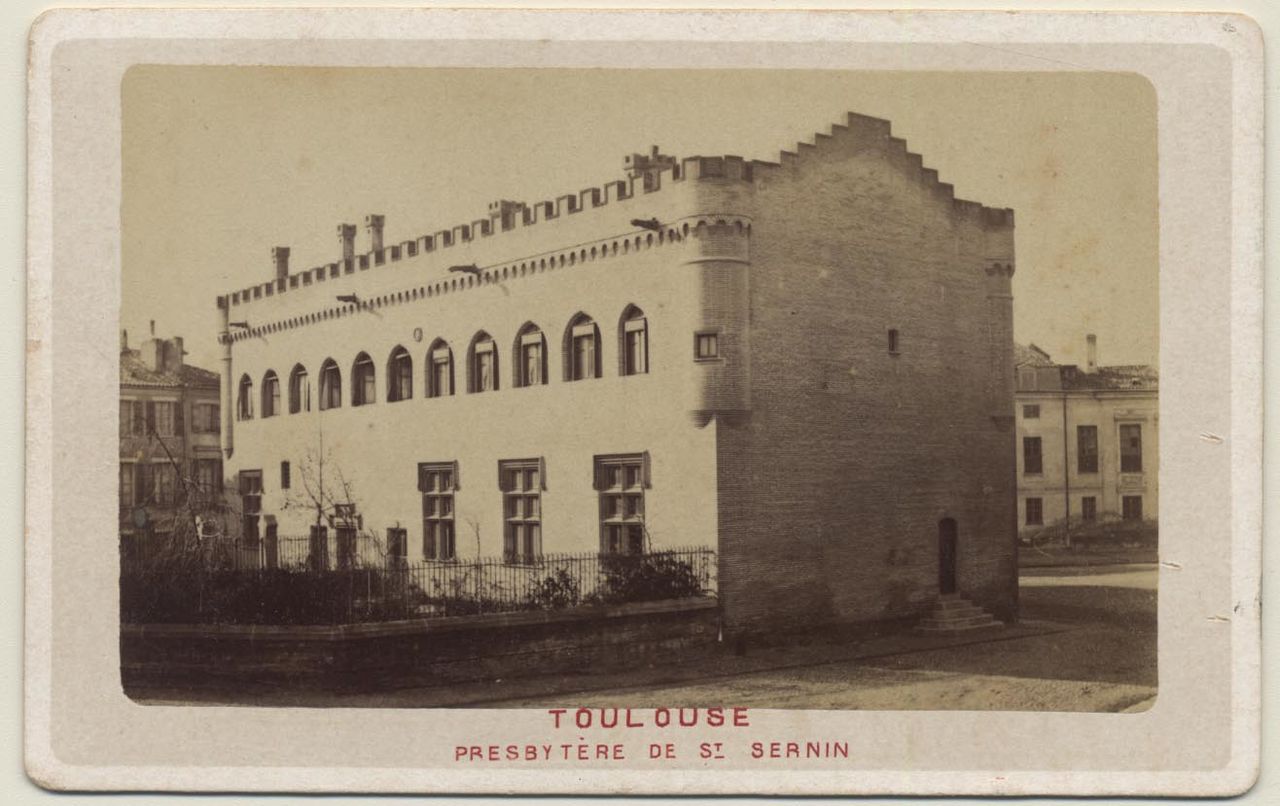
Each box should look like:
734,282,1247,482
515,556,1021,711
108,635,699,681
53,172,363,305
121,597,720,694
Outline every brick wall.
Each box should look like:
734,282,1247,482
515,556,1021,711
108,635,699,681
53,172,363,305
709,120,1018,632
121,598,719,694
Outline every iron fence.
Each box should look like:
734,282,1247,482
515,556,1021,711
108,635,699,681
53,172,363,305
119,537,717,625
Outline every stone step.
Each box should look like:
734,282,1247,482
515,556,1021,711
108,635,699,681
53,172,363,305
929,603,986,617
921,611,988,624
933,599,982,611
915,619,1003,634
917,614,1000,630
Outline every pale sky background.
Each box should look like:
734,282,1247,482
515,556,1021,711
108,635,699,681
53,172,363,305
122,67,1157,372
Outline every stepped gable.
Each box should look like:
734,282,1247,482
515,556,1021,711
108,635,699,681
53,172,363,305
217,110,1013,314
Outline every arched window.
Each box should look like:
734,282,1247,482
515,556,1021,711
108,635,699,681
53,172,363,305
467,331,498,393
387,346,413,402
351,352,376,406
513,322,547,388
288,364,310,413
261,370,280,417
563,313,601,382
236,374,254,420
318,359,342,410
619,305,648,376
426,340,454,398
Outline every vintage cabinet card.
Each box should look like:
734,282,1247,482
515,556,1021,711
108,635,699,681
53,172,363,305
24,7,1262,797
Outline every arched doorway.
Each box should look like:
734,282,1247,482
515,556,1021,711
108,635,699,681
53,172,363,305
938,518,958,594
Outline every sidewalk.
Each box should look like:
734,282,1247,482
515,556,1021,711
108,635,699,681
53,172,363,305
130,617,1074,709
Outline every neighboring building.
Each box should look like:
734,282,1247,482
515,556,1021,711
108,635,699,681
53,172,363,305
119,324,222,543
215,112,1018,632
1014,335,1159,537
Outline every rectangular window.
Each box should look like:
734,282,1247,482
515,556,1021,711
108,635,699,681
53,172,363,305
1022,404,1040,419
192,402,220,433
1122,495,1144,520
1077,425,1099,474
573,329,597,380
1081,496,1097,522
500,459,543,563
430,349,453,397
119,463,134,509
623,317,648,375
521,336,544,386
1119,424,1143,472
239,470,263,542
1025,497,1043,526
694,331,719,361
475,341,496,392
120,401,133,436
153,401,176,436
1023,436,1043,475
280,460,291,490
419,462,457,560
596,454,647,555
289,371,310,413
153,463,177,507
1017,367,1037,390
132,401,147,435
134,463,154,506
887,328,900,354
194,458,223,500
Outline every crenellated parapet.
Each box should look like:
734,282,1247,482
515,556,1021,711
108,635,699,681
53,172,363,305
216,110,1012,319
217,213,754,343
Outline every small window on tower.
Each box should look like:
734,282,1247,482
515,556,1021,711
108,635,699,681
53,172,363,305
694,331,719,361
887,328,900,355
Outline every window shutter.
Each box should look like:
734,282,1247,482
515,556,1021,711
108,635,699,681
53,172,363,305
146,401,156,434
538,456,547,491
592,459,604,491
175,401,184,436
642,451,652,488
497,461,505,490
452,460,461,490
417,463,431,492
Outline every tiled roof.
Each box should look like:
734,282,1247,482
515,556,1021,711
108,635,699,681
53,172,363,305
120,349,220,390
1060,363,1159,391
1014,342,1055,367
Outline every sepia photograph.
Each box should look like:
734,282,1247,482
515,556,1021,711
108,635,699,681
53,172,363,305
117,66,1158,713
24,7,1261,797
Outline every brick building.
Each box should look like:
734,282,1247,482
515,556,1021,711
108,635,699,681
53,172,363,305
1015,336,1159,536
216,112,1018,631
119,325,222,542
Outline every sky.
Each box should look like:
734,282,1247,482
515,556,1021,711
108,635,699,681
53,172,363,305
122,67,1157,372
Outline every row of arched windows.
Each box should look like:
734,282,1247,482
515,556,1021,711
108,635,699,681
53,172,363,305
236,306,649,420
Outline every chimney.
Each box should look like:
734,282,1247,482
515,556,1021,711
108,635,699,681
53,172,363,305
149,319,156,337
338,223,357,263
272,246,290,281
364,214,385,254
120,329,128,352
1086,333,1098,373
168,337,185,371
142,337,163,372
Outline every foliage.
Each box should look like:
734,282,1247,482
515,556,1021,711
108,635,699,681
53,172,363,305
525,567,582,610
587,552,709,605
120,568,414,626
121,548,717,626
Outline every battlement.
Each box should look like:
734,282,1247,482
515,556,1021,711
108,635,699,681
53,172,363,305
216,111,1012,314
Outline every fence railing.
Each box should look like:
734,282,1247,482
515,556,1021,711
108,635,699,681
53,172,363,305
119,535,717,625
